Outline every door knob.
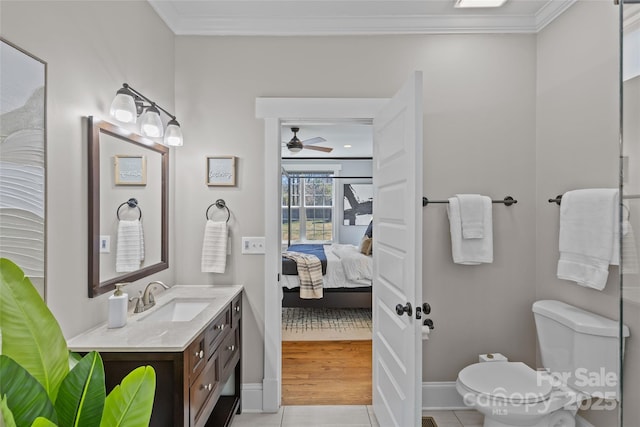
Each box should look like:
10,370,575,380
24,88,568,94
395,302,412,317
423,318,434,330
422,303,431,315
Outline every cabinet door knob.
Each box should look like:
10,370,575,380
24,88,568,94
201,383,213,391
227,345,235,351
235,305,240,312
216,324,225,330
194,350,204,359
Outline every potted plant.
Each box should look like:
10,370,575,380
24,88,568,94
0,258,156,427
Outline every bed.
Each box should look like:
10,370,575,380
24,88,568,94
281,243,372,308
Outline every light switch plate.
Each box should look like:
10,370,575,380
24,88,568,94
242,237,265,254
99,235,111,253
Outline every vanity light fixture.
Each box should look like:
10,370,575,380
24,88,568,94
109,83,183,146
454,0,507,7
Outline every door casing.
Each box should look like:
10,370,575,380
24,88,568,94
256,98,387,412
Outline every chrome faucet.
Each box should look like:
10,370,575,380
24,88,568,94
132,281,170,313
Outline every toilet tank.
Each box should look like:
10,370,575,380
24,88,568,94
532,300,630,399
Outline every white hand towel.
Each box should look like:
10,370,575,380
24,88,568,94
116,220,142,272
447,197,493,265
138,220,145,262
557,189,618,290
456,194,486,239
201,220,228,273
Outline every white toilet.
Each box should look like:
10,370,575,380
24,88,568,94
456,300,630,427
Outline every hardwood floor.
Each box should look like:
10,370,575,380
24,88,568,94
282,340,372,406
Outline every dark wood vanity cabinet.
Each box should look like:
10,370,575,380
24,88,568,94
101,294,242,427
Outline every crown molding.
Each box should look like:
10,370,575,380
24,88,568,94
149,0,576,36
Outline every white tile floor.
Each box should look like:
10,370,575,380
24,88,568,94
230,406,483,427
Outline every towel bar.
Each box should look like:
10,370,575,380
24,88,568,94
206,199,231,223
116,198,142,220
422,196,517,207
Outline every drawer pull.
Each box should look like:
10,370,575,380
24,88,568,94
194,350,204,359
234,305,240,312
227,345,235,351
215,324,225,330
200,383,213,391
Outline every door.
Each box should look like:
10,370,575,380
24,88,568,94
372,71,423,427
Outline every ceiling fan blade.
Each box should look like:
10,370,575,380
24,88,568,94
301,137,327,145
304,145,333,153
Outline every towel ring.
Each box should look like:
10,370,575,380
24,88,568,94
117,198,142,220
206,199,230,223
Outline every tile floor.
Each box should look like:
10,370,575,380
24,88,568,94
230,406,484,427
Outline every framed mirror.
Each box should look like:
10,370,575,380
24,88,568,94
88,117,168,297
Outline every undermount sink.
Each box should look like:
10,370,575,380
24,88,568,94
138,298,213,322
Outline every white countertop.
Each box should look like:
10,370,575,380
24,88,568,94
67,285,243,353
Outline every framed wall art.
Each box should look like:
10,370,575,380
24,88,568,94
207,156,236,186
114,155,147,185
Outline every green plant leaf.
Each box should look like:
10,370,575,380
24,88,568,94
55,352,105,427
30,418,58,427
0,259,68,402
1,395,18,427
100,366,155,427
0,356,57,427
68,353,82,371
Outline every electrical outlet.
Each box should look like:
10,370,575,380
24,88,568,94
241,237,265,254
99,235,111,253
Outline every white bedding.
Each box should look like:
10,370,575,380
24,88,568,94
281,244,372,289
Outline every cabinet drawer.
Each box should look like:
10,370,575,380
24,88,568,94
205,307,230,358
187,333,207,381
220,327,240,380
190,354,219,426
231,294,242,329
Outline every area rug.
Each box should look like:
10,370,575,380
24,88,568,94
422,416,438,427
282,307,372,341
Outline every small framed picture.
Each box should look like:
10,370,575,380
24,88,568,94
207,156,236,186
114,155,146,186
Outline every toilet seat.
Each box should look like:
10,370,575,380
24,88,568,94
458,362,553,404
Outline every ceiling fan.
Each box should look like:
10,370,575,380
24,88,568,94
283,127,333,153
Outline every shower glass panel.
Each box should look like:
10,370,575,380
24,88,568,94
621,1,640,426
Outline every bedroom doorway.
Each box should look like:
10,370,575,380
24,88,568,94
258,76,424,423
280,123,374,405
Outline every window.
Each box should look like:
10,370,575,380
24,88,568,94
282,172,334,243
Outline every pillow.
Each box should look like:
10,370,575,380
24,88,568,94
359,236,372,256
365,220,373,238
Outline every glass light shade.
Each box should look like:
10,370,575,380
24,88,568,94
288,146,302,153
164,118,183,146
109,89,137,124
140,105,164,138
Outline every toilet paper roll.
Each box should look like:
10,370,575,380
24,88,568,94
479,353,507,362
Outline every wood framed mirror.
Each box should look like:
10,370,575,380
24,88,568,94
88,116,168,297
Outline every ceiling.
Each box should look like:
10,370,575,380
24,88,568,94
148,0,576,36
281,123,373,158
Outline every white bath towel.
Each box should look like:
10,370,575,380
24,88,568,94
456,194,486,239
201,220,228,273
557,189,618,290
116,220,143,272
447,197,493,265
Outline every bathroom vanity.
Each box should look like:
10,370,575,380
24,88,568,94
67,285,243,427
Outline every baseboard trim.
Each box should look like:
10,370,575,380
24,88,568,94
241,383,263,412
422,381,467,410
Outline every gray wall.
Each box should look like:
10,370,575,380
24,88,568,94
535,2,636,425
0,0,176,338
174,33,538,384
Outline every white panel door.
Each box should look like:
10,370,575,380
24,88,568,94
372,71,423,427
